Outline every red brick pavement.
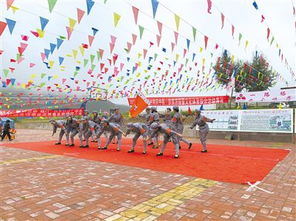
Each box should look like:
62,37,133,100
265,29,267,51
0,129,295,220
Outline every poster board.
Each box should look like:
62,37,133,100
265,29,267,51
197,109,293,133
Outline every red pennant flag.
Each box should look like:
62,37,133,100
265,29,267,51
31,30,39,37
0,21,7,36
132,33,137,45
156,35,161,47
157,21,162,35
77,8,85,23
127,42,132,52
21,35,29,41
267,27,270,39
109,43,115,54
10,59,16,62
132,6,139,24
261,15,265,23
207,0,212,14
7,0,14,10
88,35,94,46
143,49,147,59
231,25,235,38
174,31,179,44
66,27,73,40
204,35,209,49
221,13,225,29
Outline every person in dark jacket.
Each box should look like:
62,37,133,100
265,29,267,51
1,120,12,141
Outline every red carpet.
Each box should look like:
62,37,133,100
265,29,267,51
3,138,289,184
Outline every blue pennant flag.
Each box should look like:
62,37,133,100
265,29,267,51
5,18,16,34
58,57,64,65
40,17,49,31
56,38,64,49
50,43,56,53
151,0,159,18
86,0,95,15
44,49,50,59
92,27,98,36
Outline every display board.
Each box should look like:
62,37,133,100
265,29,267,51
197,109,294,133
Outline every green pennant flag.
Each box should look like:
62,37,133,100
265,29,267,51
74,71,78,77
185,58,189,66
139,25,144,39
96,51,101,61
270,36,274,45
154,53,158,61
41,73,47,79
3,69,9,77
48,0,58,13
16,53,21,60
238,33,242,45
83,59,89,67
39,82,46,87
192,27,197,41
90,54,95,63
104,0,108,3
59,36,66,40
91,64,96,70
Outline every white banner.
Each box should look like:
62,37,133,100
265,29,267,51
197,109,293,133
235,89,296,103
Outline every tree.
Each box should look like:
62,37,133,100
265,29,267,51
213,50,276,93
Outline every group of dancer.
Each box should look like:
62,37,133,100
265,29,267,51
50,107,215,158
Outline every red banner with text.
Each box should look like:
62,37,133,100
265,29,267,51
0,109,84,117
128,96,229,106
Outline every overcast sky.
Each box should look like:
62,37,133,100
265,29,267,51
1,0,295,106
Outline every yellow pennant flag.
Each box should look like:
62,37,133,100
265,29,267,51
113,13,121,27
72,49,78,59
202,58,205,65
76,60,81,64
11,6,20,13
79,46,85,56
48,60,54,68
53,75,59,79
231,55,235,63
30,74,37,79
36,29,45,38
176,54,179,61
199,47,203,53
174,14,180,31
138,62,142,67
245,40,249,49
66,54,72,57
137,53,142,59
68,18,77,29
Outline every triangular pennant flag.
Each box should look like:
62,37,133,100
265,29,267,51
186,39,190,50
5,18,16,34
192,27,196,41
21,35,29,41
143,49,147,59
18,47,25,55
86,0,95,15
48,0,58,13
90,54,95,63
174,31,179,44
139,25,144,39
3,69,9,77
132,6,139,24
50,43,56,53
29,63,35,68
171,42,175,52
267,27,270,40
31,31,39,37
72,49,78,59
156,35,161,47
40,17,49,31
151,0,159,18
221,13,225,29
88,35,94,46
0,21,7,36
84,59,89,67
40,52,46,62
36,29,45,38
10,6,19,13
56,38,64,49
44,49,50,59
127,42,132,52
99,49,104,59
7,0,15,10
109,43,115,54
174,14,180,31
59,57,64,65
66,26,73,40
69,18,77,29
207,0,212,14
157,21,162,35
231,25,235,38
41,73,47,79
77,8,85,23
132,33,137,45
113,13,121,27
238,33,242,45
110,35,117,44
204,35,208,49
92,27,98,36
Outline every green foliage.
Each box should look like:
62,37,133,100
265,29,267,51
213,51,276,93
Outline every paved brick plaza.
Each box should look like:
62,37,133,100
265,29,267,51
0,129,295,220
